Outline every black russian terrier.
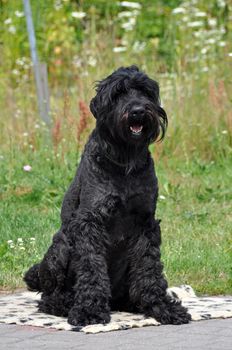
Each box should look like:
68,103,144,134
24,66,191,326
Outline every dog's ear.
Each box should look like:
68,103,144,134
156,104,168,141
89,82,109,119
89,96,98,119
89,85,113,120
140,77,168,141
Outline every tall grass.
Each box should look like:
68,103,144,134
0,1,231,159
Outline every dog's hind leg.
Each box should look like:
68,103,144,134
38,231,71,292
24,263,41,291
24,230,71,295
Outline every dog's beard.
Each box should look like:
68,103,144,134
96,109,159,174
97,133,149,175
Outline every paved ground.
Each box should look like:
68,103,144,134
0,318,231,350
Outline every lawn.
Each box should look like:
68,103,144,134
0,147,231,294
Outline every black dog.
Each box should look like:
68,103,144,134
24,66,191,326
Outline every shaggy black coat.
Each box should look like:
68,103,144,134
24,65,191,326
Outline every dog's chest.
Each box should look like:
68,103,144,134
109,174,156,245
116,171,156,212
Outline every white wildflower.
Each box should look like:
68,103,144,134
172,7,186,15
206,38,216,45
118,10,139,18
208,18,217,27
228,52,232,57
35,124,40,129
54,0,63,10
119,1,142,10
71,11,86,19
121,23,133,30
195,11,207,17
121,38,128,46
219,26,226,34
12,69,19,75
16,58,25,66
23,132,28,137
187,21,204,28
201,47,208,54
113,46,127,53
4,18,12,25
7,240,13,244
217,0,226,8
88,56,97,67
221,130,228,134
19,247,25,250
193,31,202,38
159,195,166,200
17,238,23,243
30,237,36,244
132,41,146,52
182,16,189,22
218,41,226,47
121,17,136,30
202,67,209,72
8,25,16,34
15,11,24,17
23,165,32,172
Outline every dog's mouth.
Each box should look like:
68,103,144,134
129,124,143,136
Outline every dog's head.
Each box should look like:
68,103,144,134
90,66,168,147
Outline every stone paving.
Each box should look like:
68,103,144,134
0,318,231,350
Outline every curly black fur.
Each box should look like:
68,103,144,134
24,66,191,326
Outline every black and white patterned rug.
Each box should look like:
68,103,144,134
0,286,231,333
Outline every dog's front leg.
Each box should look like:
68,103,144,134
129,218,191,325
67,204,115,327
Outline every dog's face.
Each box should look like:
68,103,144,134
90,65,167,146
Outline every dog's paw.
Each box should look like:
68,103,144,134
167,302,191,325
68,306,111,327
145,300,191,325
169,311,191,325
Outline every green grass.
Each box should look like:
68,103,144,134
157,157,232,294
0,147,231,294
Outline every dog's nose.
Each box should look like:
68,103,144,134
130,106,145,119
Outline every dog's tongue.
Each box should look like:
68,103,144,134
130,125,143,133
